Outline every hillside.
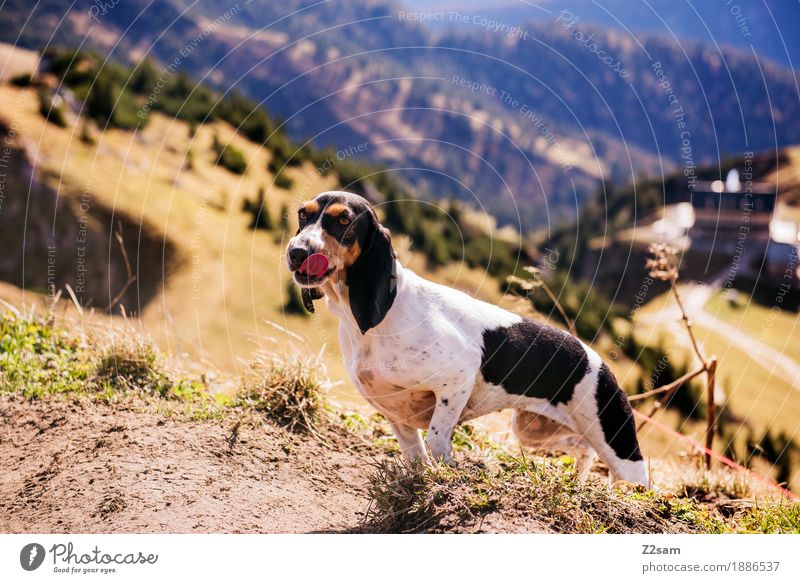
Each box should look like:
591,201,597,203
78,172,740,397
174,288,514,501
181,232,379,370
1,47,797,485
1,310,799,533
1,3,799,541
536,145,800,307
0,58,531,402
2,0,799,227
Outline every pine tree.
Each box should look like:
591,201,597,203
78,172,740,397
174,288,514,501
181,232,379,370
130,58,159,94
242,187,273,231
279,203,290,233
86,74,117,125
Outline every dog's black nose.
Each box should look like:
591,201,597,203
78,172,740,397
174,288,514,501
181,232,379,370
288,247,310,270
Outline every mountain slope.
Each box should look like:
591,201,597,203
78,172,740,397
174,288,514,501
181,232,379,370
2,0,798,228
0,77,521,387
406,0,800,69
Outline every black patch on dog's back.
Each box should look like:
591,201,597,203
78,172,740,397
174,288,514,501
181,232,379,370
480,319,588,405
595,363,643,461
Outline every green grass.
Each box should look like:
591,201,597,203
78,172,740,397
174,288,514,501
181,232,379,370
727,502,800,533
0,314,92,397
0,312,211,407
0,313,324,428
451,422,497,452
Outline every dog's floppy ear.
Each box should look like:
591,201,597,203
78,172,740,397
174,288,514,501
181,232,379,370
301,287,324,313
346,207,397,334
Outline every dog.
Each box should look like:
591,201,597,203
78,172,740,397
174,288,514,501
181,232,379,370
286,191,648,486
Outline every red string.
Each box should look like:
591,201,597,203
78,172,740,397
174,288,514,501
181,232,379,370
632,409,800,501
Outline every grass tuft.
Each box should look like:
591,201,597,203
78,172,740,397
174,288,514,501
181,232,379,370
671,464,753,502
364,459,449,533
0,313,92,398
0,312,208,406
95,336,167,395
235,351,328,433
0,312,329,424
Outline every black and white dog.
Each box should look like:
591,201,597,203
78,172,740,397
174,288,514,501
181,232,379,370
286,191,648,486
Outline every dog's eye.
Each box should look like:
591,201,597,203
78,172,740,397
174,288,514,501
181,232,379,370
339,216,351,226
298,209,308,222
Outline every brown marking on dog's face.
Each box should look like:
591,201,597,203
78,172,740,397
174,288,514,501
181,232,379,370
341,240,362,268
323,202,349,217
301,200,319,215
316,234,362,283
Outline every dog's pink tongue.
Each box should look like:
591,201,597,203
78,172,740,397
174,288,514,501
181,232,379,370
299,253,329,277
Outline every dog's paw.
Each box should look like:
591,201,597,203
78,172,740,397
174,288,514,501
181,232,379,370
611,479,647,493
429,455,458,468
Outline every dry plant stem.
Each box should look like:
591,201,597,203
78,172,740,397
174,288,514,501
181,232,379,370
637,363,706,430
540,279,576,337
671,281,706,362
46,289,63,326
705,357,718,469
636,277,709,424
634,273,718,468
107,222,137,312
629,366,707,403
670,280,718,468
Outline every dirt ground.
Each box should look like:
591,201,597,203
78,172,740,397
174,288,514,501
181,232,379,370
0,395,380,533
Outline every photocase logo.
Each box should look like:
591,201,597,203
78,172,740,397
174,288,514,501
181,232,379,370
20,543,46,571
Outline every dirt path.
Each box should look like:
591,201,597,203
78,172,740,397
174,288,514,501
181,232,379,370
686,288,800,392
637,281,800,391
0,395,379,533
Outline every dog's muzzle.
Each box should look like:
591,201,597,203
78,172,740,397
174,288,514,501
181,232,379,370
287,247,334,287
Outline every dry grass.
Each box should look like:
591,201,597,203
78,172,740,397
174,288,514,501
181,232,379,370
657,456,755,501
364,456,693,533
0,307,332,426
95,334,167,394
362,455,800,534
235,350,331,433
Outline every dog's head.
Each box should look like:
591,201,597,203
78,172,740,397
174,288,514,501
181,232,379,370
286,191,397,333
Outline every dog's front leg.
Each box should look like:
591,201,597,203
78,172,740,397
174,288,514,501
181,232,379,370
426,380,473,465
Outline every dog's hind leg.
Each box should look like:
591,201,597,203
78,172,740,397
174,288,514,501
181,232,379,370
511,410,572,448
389,420,428,463
571,442,598,482
512,410,597,482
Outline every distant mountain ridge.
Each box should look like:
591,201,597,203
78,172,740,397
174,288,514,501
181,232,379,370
2,0,798,229
404,0,800,69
